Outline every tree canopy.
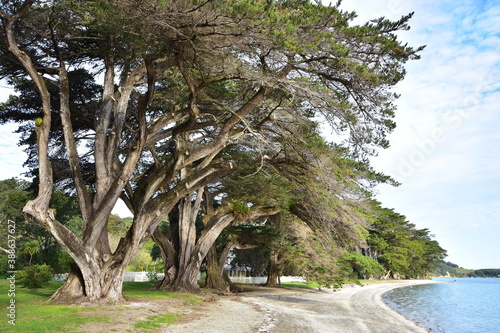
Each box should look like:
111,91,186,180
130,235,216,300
367,201,447,278
1,0,429,303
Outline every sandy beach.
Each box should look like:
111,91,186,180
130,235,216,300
165,280,438,333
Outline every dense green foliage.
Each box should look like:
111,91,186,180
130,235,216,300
18,264,54,288
472,269,500,277
0,178,81,274
364,201,446,278
339,251,386,279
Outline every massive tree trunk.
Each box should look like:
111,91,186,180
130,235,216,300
152,190,278,293
168,256,204,293
164,189,206,292
153,189,237,292
203,241,253,293
49,263,128,305
39,215,143,304
266,249,286,288
203,245,231,293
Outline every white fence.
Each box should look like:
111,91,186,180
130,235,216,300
123,272,165,282
280,276,307,283
54,272,306,284
54,272,165,282
229,276,306,285
229,276,268,284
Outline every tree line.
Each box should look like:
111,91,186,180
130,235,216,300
0,0,443,304
433,262,500,278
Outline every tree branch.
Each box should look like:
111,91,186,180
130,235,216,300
2,2,53,213
49,20,93,224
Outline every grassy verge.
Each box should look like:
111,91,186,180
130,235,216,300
123,282,201,304
134,313,181,331
277,281,319,289
277,279,391,289
0,280,202,333
0,280,106,332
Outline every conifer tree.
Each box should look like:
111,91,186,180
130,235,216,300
1,0,421,303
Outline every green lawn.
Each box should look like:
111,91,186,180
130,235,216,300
0,280,101,332
0,280,201,333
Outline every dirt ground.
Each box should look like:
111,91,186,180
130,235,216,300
77,280,438,333
77,297,188,332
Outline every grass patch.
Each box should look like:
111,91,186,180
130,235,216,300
134,313,180,331
0,280,108,333
0,280,201,333
278,279,373,289
278,281,319,289
123,282,202,305
358,279,406,284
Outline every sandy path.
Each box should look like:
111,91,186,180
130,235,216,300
164,280,438,333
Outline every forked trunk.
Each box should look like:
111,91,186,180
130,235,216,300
153,237,206,293
168,194,201,292
165,215,236,292
47,223,137,305
152,190,276,293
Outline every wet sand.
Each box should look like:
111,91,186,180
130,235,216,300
164,280,438,333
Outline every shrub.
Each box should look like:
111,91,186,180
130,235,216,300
147,271,160,282
18,264,54,288
339,252,386,279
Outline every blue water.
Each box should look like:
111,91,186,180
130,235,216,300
383,278,500,332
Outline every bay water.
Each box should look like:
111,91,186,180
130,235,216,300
383,278,500,332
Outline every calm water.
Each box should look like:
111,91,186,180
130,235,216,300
383,278,500,332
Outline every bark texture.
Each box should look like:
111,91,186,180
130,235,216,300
203,245,231,294
266,250,280,288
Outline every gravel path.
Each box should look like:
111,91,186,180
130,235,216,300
164,280,439,333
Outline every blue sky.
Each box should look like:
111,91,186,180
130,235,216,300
338,0,500,269
0,0,499,269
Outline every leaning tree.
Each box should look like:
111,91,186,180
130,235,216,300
1,0,421,304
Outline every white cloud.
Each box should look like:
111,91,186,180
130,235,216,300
355,0,500,269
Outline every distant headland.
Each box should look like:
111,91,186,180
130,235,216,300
433,262,500,278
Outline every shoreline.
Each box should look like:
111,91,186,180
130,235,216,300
164,280,440,333
382,281,436,332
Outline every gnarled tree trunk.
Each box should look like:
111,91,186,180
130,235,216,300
42,218,141,304
152,189,277,293
50,263,127,305
154,199,237,292
203,241,253,293
203,245,231,293
151,226,177,290
266,249,286,288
